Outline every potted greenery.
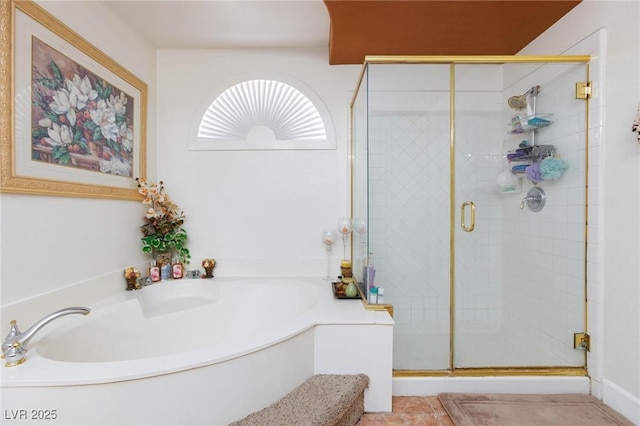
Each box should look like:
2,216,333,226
136,178,191,264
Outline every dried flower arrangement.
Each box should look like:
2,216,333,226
136,178,190,264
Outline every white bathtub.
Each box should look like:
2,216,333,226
1,277,394,425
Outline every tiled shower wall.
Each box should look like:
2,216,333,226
501,64,590,366
368,90,452,334
453,89,504,334
368,86,504,336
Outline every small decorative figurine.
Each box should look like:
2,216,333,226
124,267,141,291
186,270,201,279
202,258,216,278
340,260,353,279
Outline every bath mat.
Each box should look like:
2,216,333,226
439,393,634,426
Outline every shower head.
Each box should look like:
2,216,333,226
507,94,529,111
507,85,541,111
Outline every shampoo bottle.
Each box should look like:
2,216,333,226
367,264,376,289
149,261,160,283
160,263,171,281
171,257,184,279
368,287,378,304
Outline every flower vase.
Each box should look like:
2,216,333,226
154,249,172,267
344,278,358,298
153,249,173,280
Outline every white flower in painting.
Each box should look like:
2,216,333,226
65,74,97,111
120,123,133,152
109,92,128,115
44,122,72,146
90,99,119,142
49,89,70,115
65,82,81,108
80,75,98,100
38,118,52,128
66,107,77,127
49,88,77,126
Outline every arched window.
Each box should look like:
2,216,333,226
190,78,335,151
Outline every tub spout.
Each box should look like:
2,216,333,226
2,306,90,367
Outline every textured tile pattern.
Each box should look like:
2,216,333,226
500,62,588,367
368,90,452,370
358,396,454,426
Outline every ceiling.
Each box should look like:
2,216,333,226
324,1,581,64
101,0,581,65
101,0,330,49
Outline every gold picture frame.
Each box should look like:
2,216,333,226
0,0,146,200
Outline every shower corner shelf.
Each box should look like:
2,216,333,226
508,113,554,134
506,144,557,175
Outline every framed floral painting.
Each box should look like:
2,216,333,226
0,0,146,199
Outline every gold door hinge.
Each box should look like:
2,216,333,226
574,332,590,351
576,82,592,99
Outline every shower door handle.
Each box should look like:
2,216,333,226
460,201,476,232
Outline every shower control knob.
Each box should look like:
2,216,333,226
521,187,546,212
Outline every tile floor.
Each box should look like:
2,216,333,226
358,396,454,425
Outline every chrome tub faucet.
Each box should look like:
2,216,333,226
2,306,90,367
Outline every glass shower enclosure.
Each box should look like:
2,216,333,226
350,56,591,373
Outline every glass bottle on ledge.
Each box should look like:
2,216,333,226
172,257,184,279
149,260,161,283
321,228,337,280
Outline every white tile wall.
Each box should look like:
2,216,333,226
502,60,591,367
454,90,503,339
368,88,452,369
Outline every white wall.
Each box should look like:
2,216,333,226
155,48,359,277
520,1,640,422
1,1,157,305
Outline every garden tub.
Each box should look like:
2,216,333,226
0,277,393,425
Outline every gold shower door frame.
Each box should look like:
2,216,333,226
349,55,591,377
